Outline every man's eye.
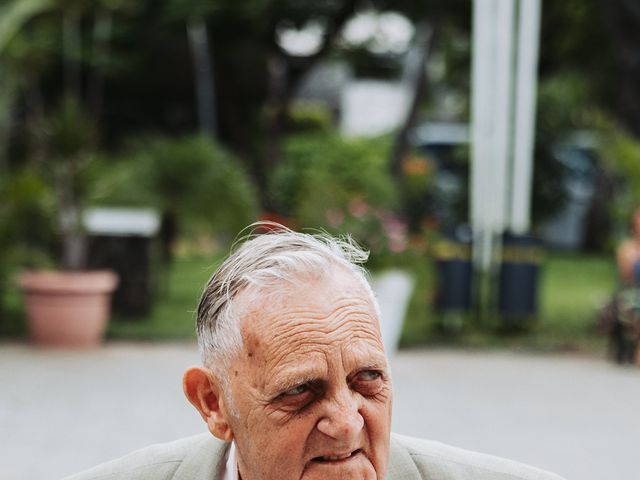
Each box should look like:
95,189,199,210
283,384,308,396
356,370,382,382
352,370,384,397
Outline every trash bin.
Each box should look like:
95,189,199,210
84,208,161,316
433,225,473,312
498,232,543,321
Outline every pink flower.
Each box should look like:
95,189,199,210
348,196,369,219
382,215,408,254
388,235,407,253
325,209,345,227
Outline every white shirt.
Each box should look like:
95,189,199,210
222,441,239,480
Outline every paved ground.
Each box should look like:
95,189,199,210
1,342,638,480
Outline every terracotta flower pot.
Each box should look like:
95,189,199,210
20,270,119,347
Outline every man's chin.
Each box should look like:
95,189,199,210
301,450,378,479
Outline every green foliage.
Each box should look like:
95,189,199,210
271,132,411,269
0,169,54,248
0,0,54,54
593,117,640,229
397,151,436,231
0,168,54,315
285,102,333,134
38,96,97,161
107,255,216,340
2,97,101,271
531,73,595,225
273,132,396,218
538,0,612,110
95,134,258,238
537,72,594,132
31,97,98,244
605,134,640,201
164,0,269,23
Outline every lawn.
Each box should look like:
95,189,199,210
107,256,222,340
0,252,616,353
400,252,615,353
537,253,615,351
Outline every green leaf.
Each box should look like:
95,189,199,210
0,0,53,54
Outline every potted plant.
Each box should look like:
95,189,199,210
19,97,118,347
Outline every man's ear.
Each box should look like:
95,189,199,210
183,366,234,442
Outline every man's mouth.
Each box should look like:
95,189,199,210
312,449,362,463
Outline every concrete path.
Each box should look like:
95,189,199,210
1,343,638,480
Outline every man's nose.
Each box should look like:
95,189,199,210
316,390,364,440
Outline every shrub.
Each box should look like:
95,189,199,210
93,134,258,252
0,169,54,316
594,119,640,236
271,132,408,269
285,102,334,134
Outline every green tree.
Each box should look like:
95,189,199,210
95,134,258,261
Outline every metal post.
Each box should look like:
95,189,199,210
470,0,541,325
510,0,541,234
471,0,516,269
492,0,515,239
471,0,496,273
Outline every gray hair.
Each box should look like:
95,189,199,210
196,222,379,377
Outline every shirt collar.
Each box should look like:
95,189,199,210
223,441,239,480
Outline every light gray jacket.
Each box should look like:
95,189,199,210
64,433,565,480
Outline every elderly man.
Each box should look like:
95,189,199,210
67,226,564,480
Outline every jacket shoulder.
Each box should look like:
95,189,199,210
63,434,222,480
390,433,566,480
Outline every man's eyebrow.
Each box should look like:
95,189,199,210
269,371,324,395
356,361,386,370
345,351,389,370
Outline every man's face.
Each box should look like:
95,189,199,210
225,267,392,480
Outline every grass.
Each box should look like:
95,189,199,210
107,256,222,340
399,252,615,354
537,253,614,351
1,252,616,353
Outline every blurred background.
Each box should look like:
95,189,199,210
1,0,640,478
2,0,639,351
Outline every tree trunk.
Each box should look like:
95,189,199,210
59,202,87,270
0,73,19,170
602,0,640,136
389,23,434,181
159,210,178,266
62,9,82,100
187,16,217,137
266,55,287,161
88,9,112,121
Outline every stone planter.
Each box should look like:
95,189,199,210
20,270,118,347
370,269,414,356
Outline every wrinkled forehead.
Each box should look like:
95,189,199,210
235,266,381,345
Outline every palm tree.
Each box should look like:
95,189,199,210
0,0,54,169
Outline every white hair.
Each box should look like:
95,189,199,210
196,222,379,380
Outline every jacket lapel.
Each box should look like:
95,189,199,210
172,434,229,480
386,435,423,479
